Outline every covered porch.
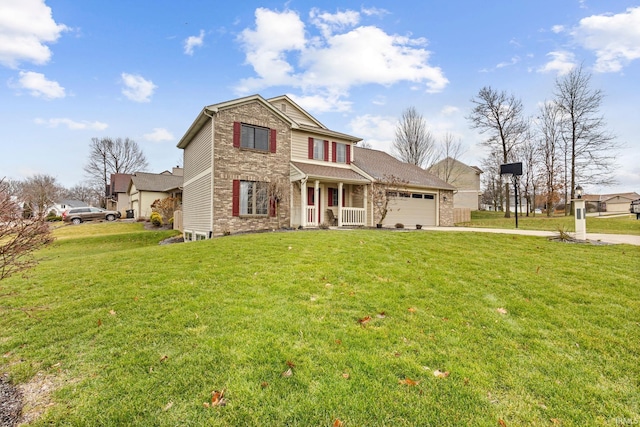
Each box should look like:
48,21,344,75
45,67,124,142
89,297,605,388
290,162,370,228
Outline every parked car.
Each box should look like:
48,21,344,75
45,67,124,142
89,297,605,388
62,207,121,224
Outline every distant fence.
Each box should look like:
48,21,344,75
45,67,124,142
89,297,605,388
453,208,471,224
173,210,183,231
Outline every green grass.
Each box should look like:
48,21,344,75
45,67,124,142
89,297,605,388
1,223,639,426
460,210,640,235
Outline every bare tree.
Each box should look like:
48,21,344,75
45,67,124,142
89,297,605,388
84,137,148,207
536,101,564,216
370,175,408,226
64,184,101,206
554,65,619,204
268,177,290,229
468,87,528,217
358,141,373,149
392,107,437,168
429,132,466,185
480,150,504,212
0,179,53,281
517,127,543,216
19,174,64,218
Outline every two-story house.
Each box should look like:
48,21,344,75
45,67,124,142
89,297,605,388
177,94,454,239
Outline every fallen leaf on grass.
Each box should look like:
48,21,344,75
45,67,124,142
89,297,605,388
109,309,116,316
282,368,293,377
496,308,508,315
398,377,420,386
358,316,371,324
433,370,450,378
333,419,344,427
408,307,416,313
286,360,296,368
498,419,507,427
342,373,350,379
335,339,342,345
97,319,102,327
163,401,173,411
211,389,226,406
159,355,168,363
550,419,561,425
260,382,268,388
376,312,386,318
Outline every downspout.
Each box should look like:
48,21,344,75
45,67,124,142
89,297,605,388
203,108,215,237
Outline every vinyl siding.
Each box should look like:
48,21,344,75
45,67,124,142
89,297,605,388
269,99,319,127
290,129,354,163
184,122,212,182
183,174,211,233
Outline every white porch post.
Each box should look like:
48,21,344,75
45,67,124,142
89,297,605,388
314,180,320,225
338,182,344,227
301,179,307,227
363,184,368,226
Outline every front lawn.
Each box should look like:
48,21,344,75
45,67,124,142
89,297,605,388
461,210,640,235
1,223,638,426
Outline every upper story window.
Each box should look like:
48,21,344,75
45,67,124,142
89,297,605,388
233,122,277,153
241,124,269,151
335,143,346,163
313,139,325,160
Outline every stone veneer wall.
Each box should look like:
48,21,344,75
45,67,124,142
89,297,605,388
212,101,291,236
439,190,455,226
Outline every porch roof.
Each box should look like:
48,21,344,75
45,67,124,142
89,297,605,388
291,161,370,184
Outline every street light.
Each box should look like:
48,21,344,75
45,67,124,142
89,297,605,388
575,185,583,199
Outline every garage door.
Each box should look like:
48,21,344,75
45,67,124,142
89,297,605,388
384,192,437,227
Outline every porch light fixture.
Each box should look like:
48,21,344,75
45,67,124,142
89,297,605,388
575,185,583,199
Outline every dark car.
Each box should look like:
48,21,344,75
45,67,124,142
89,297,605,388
62,207,121,224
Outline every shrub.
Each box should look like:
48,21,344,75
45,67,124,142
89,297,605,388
150,212,163,227
395,223,404,229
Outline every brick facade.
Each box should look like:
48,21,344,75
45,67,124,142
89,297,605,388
439,190,455,226
211,102,291,236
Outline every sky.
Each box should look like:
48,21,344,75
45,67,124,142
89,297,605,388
1,0,639,195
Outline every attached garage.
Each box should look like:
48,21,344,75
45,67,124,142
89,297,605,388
384,192,437,227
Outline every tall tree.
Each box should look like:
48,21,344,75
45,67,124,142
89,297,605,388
0,179,53,280
19,174,64,218
392,107,436,168
64,184,102,207
536,101,563,216
468,87,528,217
429,132,466,185
84,137,148,206
554,65,618,205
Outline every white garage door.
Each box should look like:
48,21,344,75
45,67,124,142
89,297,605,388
385,192,437,227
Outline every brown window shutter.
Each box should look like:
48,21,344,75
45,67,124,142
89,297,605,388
308,137,314,159
232,180,240,216
270,129,277,153
346,144,351,164
324,140,329,161
332,142,336,162
233,122,241,148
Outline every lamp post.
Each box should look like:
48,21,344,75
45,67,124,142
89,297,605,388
574,185,586,240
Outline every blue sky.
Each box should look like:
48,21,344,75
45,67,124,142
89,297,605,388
2,0,639,195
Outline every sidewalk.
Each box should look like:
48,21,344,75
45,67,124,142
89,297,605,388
422,226,640,246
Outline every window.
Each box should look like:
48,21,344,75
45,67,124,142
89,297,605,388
240,181,268,215
412,193,423,199
424,194,435,200
335,143,346,163
313,139,325,160
184,231,193,241
241,124,270,151
195,233,207,241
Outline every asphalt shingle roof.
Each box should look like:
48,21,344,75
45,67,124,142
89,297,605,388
291,162,370,183
131,172,183,192
352,147,456,190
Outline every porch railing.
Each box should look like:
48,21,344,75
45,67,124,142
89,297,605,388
306,206,317,226
341,207,366,226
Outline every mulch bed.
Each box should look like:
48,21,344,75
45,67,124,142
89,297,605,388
0,374,21,427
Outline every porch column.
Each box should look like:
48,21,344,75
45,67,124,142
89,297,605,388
338,182,344,227
363,184,368,226
301,179,307,227
314,180,320,225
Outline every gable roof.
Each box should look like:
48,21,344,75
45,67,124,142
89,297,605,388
584,192,640,203
429,157,483,174
110,173,132,194
267,95,326,129
291,162,370,183
352,147,455,190
177,94,296,149
129,172,183,193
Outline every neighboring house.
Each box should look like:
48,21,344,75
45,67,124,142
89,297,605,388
106,173,132,216
428,157,482,210
583,192,640,214
127,168,183,219
50,199,89,216
176,94,455,240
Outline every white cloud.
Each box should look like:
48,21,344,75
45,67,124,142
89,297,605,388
496,56,520,69
236,7,448,112
440,105,459,116
34,117,108,130
571,6,640,73
348,114,397,151
551,25,565,34
143,127,174,142
0,0,68,68
16,70,65,99
538,51,576,75
184,30,204,55
120,72,156,102
289,92,352,113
